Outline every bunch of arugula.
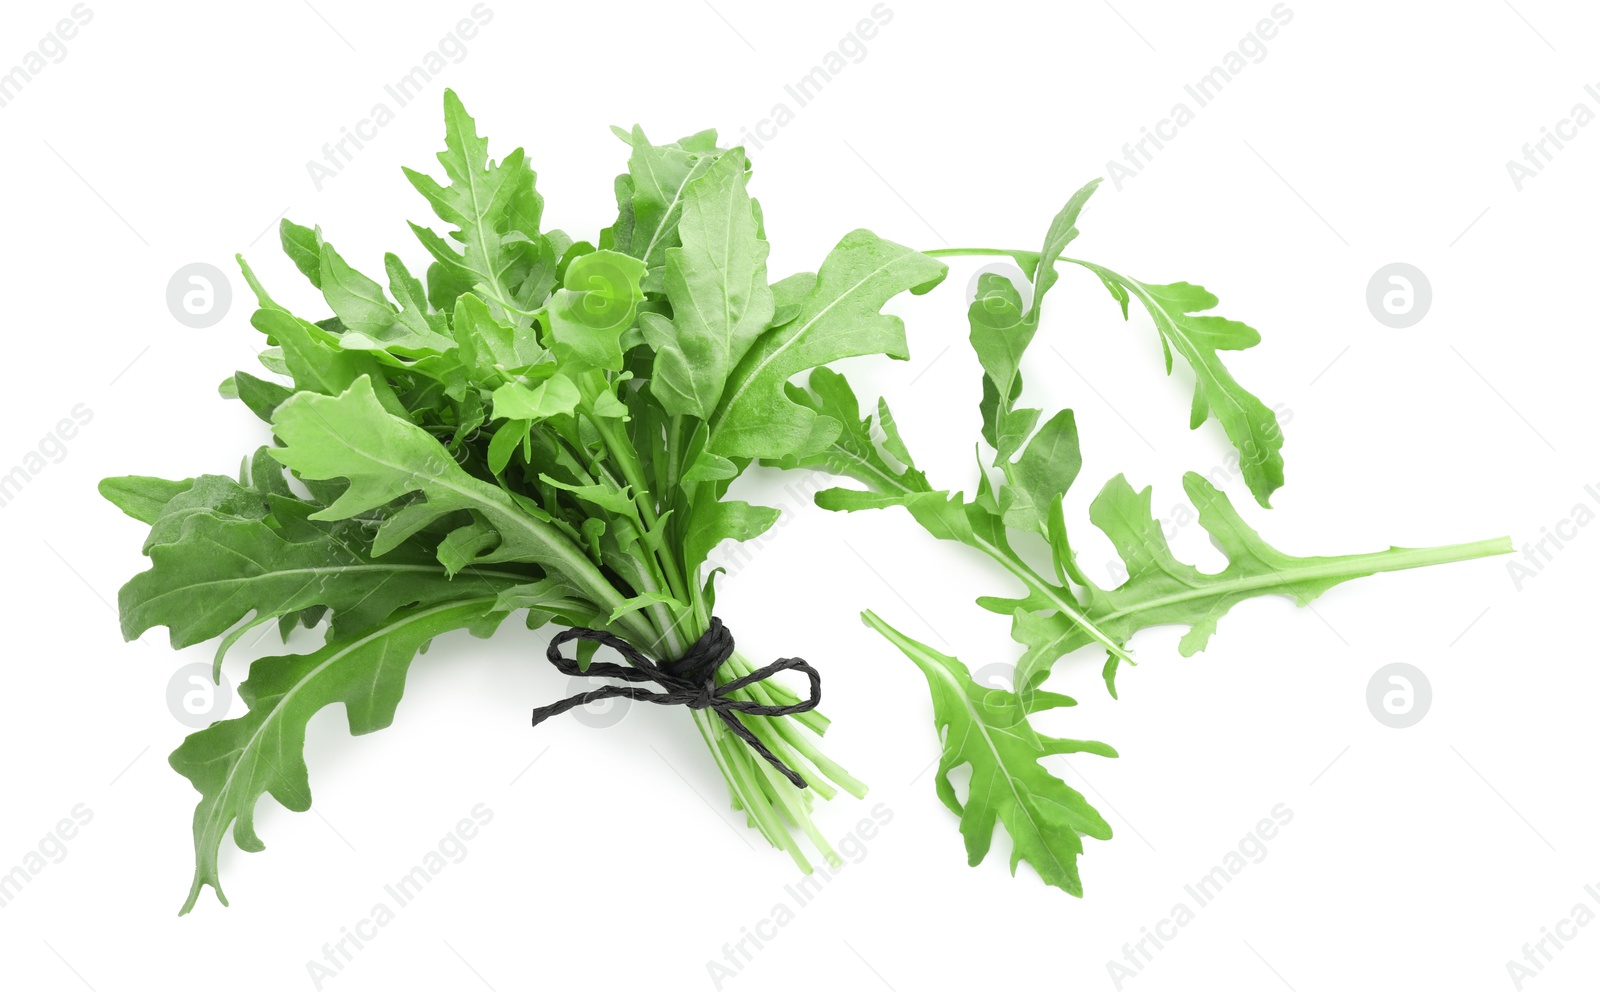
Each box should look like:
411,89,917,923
771,179,1511,896
103,91,948,913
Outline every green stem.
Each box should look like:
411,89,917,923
974,536,1135,666
719,719,811,870
746,743,841,868
591,413,693,609
658,619,866,873
723,652,830,736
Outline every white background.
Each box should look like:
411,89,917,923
1,1,1596,989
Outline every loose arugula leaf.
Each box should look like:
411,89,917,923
781,362,1133,670
1020,179,1100,319
1073,263,1286,507
863,611,1115,896
760,181,1509,898
967,274,1082,534
1020,472,1514,693
933,179,1288,507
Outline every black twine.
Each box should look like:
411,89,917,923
530,617,821,788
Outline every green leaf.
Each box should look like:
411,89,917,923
170,599,504,913
1022,178,1100,320
1015,472,1514,691
543,250,646,372
390,256,457,343
250,308,408,419
764,367,931,496
681,497,780,578
267,377,637,629
1074,263,1286,507
608,591,689,624
280,219,322,288
231,370,294,423
818,483,1136,675
491,374,579,421
651,149,775,418
315,235,396,341
137,474,271,551
997,407,1082,535
453,292,547,381
486,418,531,475
964,183,1096,536
862,610,1115,896
124,507,521,652
785,363,1126,673
540,473,637,517
608,125,726,292
99,475,193,524
404,89,550,322
971,274,1037,452
436,520,501,576
708,231,946,459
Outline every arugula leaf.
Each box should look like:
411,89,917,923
454,292,546,382
605,125,726,292
766,367,930,495
403,88,553,323
681,489,780,578
761,181,1510,898
543,250,646,372
313,237,455,356
231,370,294,423
784,350,1133,671
650,149,775,419
170,599,506,914
967,274,1082,535
267,377,641,627
1020,472,1514,693
929,179,1287,508
279,219,322,287
249,307,409,419
863,611,1115,896
707,230,947,459
1073,264,1286,507
100,475,194,524
117,485,525,654
491,374,579,421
